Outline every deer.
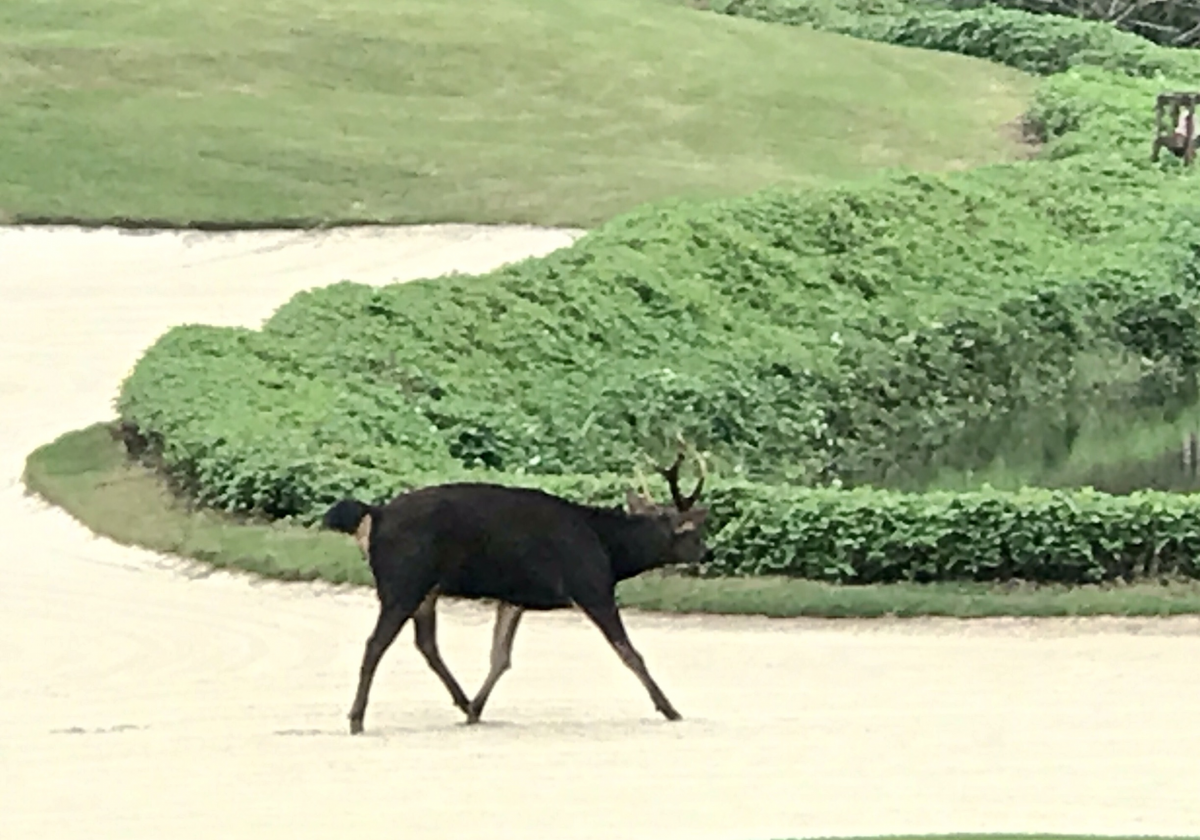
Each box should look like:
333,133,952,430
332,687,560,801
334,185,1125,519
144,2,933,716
321,450,709,734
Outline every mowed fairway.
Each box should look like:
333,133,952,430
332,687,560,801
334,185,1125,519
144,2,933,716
2,225,1200,839
0,0,1033,226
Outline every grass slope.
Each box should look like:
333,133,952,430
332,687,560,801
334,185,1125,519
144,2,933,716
26,425,1200,618
0,0,1033,227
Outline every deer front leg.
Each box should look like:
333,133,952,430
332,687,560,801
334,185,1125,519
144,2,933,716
577,597,681,722
349,602,414,734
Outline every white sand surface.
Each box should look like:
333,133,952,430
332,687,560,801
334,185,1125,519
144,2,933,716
2,223,1199,840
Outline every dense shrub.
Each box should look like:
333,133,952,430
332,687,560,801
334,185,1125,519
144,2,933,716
840,6,1186,76
118,155,1200,514
938,0,1200,51
715,0,1200,78
119,402,1200,585
708,483,1200,583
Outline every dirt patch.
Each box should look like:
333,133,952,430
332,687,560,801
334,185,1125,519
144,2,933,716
1003,113,1044,160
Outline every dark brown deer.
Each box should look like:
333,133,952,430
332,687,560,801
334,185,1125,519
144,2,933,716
322,452,709,734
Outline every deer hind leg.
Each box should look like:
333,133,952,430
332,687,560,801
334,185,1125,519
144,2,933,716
466,601,524,724
411,589,472,716
576,596,681,722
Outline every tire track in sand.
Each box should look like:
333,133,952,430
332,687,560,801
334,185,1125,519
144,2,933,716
1,224,1199,840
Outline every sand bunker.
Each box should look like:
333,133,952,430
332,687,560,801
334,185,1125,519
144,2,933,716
2,223,1199,840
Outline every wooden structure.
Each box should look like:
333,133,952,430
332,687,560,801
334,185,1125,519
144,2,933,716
1152,91,1200,165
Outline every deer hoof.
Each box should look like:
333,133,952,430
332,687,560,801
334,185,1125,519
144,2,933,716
464,697,487,724
349,717,364,735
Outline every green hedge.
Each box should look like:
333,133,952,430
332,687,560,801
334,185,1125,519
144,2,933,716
707,483,1200,584
716,1,1199,78
117,415,1200,585
840,6,1186,77
116,157,1200,516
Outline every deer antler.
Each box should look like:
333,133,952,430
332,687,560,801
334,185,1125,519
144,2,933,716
659,446,706,511
632,463,656,503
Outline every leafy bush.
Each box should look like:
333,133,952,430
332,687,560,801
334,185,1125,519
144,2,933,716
841,6,1186,76
116,163,1200,520
708,483,1200,584
715,0,1200,78
938,0,1200,51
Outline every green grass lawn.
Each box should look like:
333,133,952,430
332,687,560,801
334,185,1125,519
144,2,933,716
26,424,1200,619
0,0,1034,227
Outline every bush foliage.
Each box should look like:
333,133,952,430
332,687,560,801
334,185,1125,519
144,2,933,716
708,483,1200,584
714,0,1200,77
933,0,1200,51
114,0,1200,584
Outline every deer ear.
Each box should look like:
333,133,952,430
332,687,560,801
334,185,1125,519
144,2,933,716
626,489,653,515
